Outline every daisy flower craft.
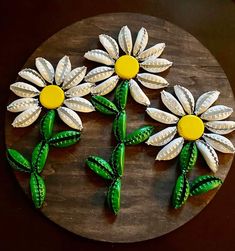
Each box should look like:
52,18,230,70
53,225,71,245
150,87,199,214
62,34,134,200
84,25,172,106
7,56,95,130
146,85,235,208
83,25,171,214
7,56,89,209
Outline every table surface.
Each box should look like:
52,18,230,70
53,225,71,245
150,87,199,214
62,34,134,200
1,0,235,250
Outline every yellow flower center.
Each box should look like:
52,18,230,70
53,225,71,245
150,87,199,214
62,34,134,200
115,55,139,79
177,115,204,141
39,85,65,109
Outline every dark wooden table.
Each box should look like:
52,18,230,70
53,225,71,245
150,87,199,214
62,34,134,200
1,0,235,250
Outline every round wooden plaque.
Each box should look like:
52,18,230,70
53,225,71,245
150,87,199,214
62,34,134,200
5,13,235,242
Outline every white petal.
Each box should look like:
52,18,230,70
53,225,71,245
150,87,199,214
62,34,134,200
118,25,133,55
196,140,218,172
55,56,71,86
10,82,40,98
84,49,115,66
195,91,220,115
64,97,95,113
65,83,94,98
35,57,54,83
12,106,41,127
99,34,119,59
203,133,235,153
161,90,185,116
200,105,233,121
129,79,150,106
140,58,172,73
205,121,235,135
57,107,83,130
146,107,179,124
133,27,148,57
146,126,177,146
156,137,184,160
136,43,165,61
7,98,39,112
85,66,114,83
62,66,87,90
137,73,169,89
174,85,195,114
91,75,119,96
18,68,46,87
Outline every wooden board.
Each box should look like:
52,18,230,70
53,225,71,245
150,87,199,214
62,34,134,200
5,13,235,242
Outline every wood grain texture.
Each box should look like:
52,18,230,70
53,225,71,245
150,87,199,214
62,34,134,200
5,13,235,242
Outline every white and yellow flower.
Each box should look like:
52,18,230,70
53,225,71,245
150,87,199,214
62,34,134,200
7,56,95,130
146,85,235,172
84,25,172,106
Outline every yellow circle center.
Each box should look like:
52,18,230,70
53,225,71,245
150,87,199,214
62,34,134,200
39,85,64,109
115,55,139,79
177,115,204,141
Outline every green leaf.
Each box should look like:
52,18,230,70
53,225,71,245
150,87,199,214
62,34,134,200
40,110,56,141
91,95,119,115
172,174,190,209
125,125,154,145
86,156,115,180
107,178,121,215
179,142,198,174
114,80,129,110
31,141,49,173
190,175,223,196
49,130,80,148
110,143,125,177
6,149,31,173
113,111,126,142
30,172,46,208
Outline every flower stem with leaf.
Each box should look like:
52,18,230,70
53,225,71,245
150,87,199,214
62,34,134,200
6,110,81,208
86,80,154,215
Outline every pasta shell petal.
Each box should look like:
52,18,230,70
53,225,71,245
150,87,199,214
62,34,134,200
62,66,87,90
205,121,235,135
18,68,46,87
137,73,169,89
203,133,235,153
7,98,39,112
161,90,185,116
84,49,115,66
57,107,83,130
10,82,40,98
140,58,172,73
196,140,219,172
85,66,114,83
12,106,41,127
65,83,94,98
64,97,95,113
174,85,195,114
200,105,233,121
35,57,54,83
133,27,148,57
146,107,179,124
91,75,119,96
99,34,119,59
129,79,150,106
146,126,177,146
118,25,133,55
55,55,71,86
136,43,165,61
156,137,184,160
195,91,220,115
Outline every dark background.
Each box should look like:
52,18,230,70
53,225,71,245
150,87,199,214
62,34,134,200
1,0,235,250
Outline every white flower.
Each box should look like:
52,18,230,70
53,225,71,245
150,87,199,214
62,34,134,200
146,85,235,172
7,56,95,130
84,26,172,106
